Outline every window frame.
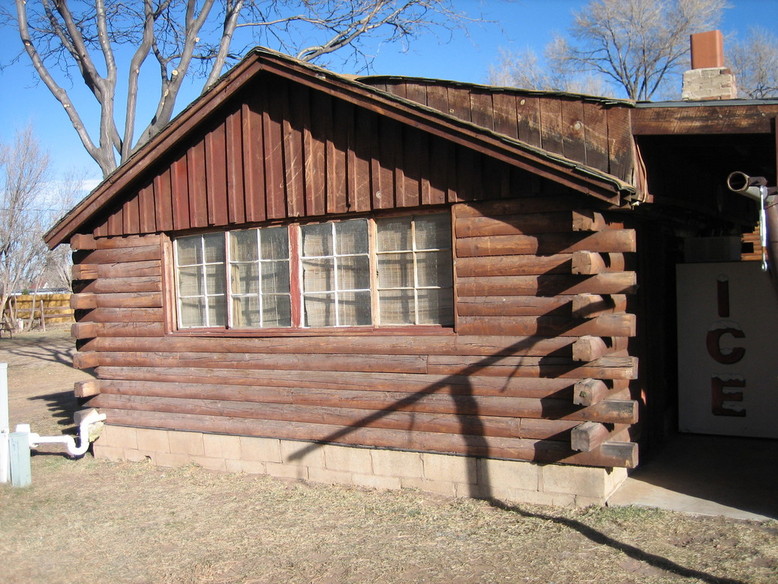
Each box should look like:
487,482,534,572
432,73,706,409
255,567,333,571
168,211,455,336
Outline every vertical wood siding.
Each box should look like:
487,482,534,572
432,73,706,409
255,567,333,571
91,77,570,239
363,79,634,186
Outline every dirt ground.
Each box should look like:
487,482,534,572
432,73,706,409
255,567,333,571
0,327,777,584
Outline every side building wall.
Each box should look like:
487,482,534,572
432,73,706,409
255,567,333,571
70,195,639,507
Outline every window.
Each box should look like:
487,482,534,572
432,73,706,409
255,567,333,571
173,213,453,330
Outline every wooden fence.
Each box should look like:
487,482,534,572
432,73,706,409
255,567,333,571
5,294,74,328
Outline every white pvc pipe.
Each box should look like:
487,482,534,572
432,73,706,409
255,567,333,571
18,410,106,458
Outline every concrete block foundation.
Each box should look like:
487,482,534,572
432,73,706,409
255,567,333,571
94,425,628,507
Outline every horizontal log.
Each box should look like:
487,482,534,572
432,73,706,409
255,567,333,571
71,292,163,310
81,334,575,358
571,251,606,275
72,244,161,265
72,260,161,280
96,366,579,399
456,295,572,317
72,321,165,339
455,229,637,257
88,349,636,380
456,273,638,296
74,276,162,294
73,379,100,398
455,211,606,239
90,234,162,249
88,351,429,374
456,314,636,337
573,378,609,406
69,233,97,250
571,294,628,318
571,421,610,452
73,351,100,370
427,355,638,380
572,336,609,362
77,307,164,324
456,254,571,277
91,393,580,441
453,197,582,218
100,409,636,467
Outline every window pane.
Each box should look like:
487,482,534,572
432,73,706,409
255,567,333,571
378,253,414,288
416,215,451,249
205,264,226,295
338,291,372,326
302,223,332,256
337,255,370,290
335,219,368,254
379,289,415,325
376,217,411,251
180,298,205,328
302,258,335,292
232,263,259,295
178,267,203,296
203,233,225,263
230,230,258,262
177,236,202,265
261,226,289,260
207,296,227,327
263,295,292,327
232,296,260,328
416,251,452,288
417,289,454,325
262,260,290,294
304,293,336,327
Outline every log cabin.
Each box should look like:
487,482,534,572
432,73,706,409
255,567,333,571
45,47,778,507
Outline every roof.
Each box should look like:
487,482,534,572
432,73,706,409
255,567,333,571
46,48,637,248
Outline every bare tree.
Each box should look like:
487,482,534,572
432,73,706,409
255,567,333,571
10,0,466,178
488,46,611,97
494,0,725,101
729,27,778,99
0,126,52,328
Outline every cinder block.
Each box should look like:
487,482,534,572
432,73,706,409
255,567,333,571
308,466,353,486
136,428,170,453
156,452,192,468
93,444,125,461
323,444,373,473
237,459,267,475
125,449,151,463
371,449,423,479
422,452,477,485
190,455,227,472
401,476,457,497
540,464,608,499
168,431,205,456
99,425,138,450
203,434,241,460
477,458,540,493
240,436,281,463
603,467,629,496
280,440,325,469
353,473,402,491
266,461,308,480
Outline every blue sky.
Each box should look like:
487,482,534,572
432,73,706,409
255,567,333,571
1,0,776,185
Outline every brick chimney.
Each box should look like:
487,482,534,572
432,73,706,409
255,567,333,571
682,30,737,101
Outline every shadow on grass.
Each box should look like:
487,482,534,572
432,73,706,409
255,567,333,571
487,498,747,584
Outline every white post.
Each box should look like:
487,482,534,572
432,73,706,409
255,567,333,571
0,363,9,483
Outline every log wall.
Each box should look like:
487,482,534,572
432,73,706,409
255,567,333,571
71,194,639,469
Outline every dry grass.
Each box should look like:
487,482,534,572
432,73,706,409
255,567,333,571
1,328,777,584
